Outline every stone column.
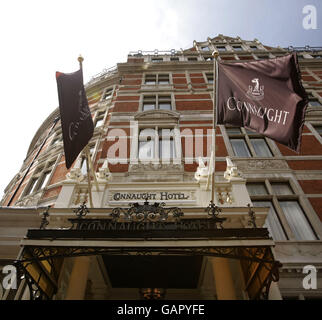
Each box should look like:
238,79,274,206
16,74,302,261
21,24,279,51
211,257,237,300
65,256,90,300
268,281,282,300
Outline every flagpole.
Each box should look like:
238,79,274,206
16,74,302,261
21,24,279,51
84,145,94,208
78,55,95,207
211,50,219,203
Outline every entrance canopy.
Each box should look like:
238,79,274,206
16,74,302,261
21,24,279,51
14,202,282,300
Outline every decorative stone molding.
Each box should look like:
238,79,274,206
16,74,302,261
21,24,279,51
72,187,89,206
65,158,84,182
235,159,289,172
96,159,111,181
274,242,322,266
129,162,183,173
224,157,243,181
134,109,180,123
15,192,42,207
195,157,211,183
215,185,234,205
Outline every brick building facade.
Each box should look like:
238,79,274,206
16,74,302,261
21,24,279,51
0,35,322,300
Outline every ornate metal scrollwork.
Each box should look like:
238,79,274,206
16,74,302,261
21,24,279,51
73,202,89,219
205,201,226,229
247,203,257,228
40,206,50,230
139,288,166,300
110,200,184,222
14,261,49,300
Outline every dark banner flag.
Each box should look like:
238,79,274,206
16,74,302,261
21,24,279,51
56,69,94,169
216,53,308,152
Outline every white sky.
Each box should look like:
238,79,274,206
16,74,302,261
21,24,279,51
0,0,321,199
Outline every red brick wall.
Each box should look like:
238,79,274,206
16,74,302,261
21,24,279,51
287,160,322,170
112,102,139,112
49,162,70,185
308,198,322,221
299,180,322,194
277,136,322,156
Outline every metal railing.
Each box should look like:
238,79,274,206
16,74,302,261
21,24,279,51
285,46,322,52
85,65,118,87
128,49,181,56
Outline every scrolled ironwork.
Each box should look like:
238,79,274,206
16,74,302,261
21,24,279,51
73,202,89,218
140,288,166,300
205,201,226,228
110,200,183,222
40,206,50,230
247,203,257,228
14,261,49,300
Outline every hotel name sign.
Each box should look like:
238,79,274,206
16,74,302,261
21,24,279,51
107,190,195,203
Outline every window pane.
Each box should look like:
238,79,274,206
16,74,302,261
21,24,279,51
158,75,169,84
158,95,171,101
250,138,273,157
201,46,209,51
231,139,251,157
159,139,175,160
226,127,241,134
95,118,104,127
26,178,38,195
246,183,268,195
257,55,270,59
81,157,87,175
145,76,156,85
233,46,243,51
39,171,51,189
271,183,293,195
309,100,322,107
245,128,255,135
159,103,171,110
103,89,112,100
216,46,226,51
279,201,316,240
52,136,61,145
206,73,213,83
140,128,155,137
143,103,155,111
188,57,197,61
139,140,154,159
313,125,322,134
253,201,287,240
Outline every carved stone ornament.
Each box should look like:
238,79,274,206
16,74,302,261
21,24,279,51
96,159,111,181
134,109,180,121
195,157,211,182
15,192,42,207
235,159,288,171
224,157,243,180
129,162,183,173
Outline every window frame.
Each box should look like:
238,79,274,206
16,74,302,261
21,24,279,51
101,86,114,102
130,111,181,165
22,158,57,197
225,126,276,158
140,93,175,112
143,73,171,86
247,179,318,241
94,110,107,128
